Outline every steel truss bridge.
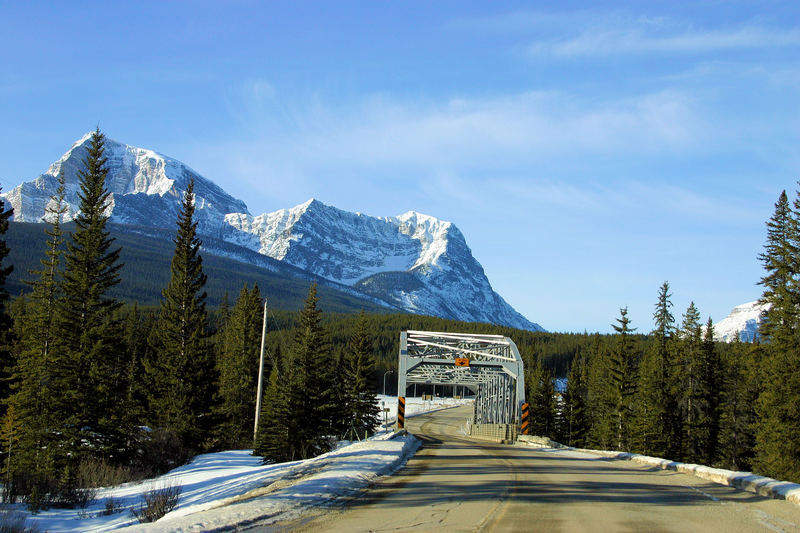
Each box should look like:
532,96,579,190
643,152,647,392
397,330,525,426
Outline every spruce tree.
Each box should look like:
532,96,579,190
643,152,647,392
9,175,67,479
718,335,758,471
342,311,379,440
283,283,335,459
216,284,264,449
58,128,125,459
0,186,13,406
563,352,588,447
697,317,720,465
754,189,800,481
254,364,290,462
632,283,676,457
609,307,636,451
526,357,556,438
586,335,615,449
674,302,704,463
147,179,213,450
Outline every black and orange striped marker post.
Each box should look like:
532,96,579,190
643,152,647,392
397,397,406,429
521,402,530,435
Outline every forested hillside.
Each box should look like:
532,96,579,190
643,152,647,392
5,221,389,314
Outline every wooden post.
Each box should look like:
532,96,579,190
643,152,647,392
253,298,268,442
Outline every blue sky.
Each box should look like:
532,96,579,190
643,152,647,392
2,1,799,333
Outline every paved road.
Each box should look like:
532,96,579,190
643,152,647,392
260,405,800,532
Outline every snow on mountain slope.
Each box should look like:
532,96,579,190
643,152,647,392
4,132,248,235
2,134,543,331
225,199,544,331
714,301,769,342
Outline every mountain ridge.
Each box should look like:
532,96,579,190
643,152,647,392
2,132,544,331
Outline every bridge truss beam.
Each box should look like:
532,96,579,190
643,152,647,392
397,330,525,427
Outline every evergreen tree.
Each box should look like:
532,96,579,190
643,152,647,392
342,311,379,440
283,283,335,459
586,335,615,449
526,357,556,438
58,128,125,459
146,179,213,450
253,364,290,462
718,335,758,471
754,189,800,481
9,175,67,479
674,302,704,462
609,307,636,451
632,282,676,457
563,352,588,447
216,284,264,449
697,317,720,465
0,186,13,406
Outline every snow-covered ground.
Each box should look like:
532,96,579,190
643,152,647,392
10,396,470,533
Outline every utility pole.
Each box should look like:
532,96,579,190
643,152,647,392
253,298,268,442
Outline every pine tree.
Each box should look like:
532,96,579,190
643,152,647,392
697,317,720,465
632,282,675,457
9,174,67,478
216,284,264,449
609,307,636,451
0,186,13,407
146,179,213,449
526,357,556,438
586,335,615,449
342,311,379,440
0,405,21,502
254,364,290,462
674,302,704,463
283,283,335,459
754,189,800,481
58,129,125,459
718,335,758,471
563,352,588,447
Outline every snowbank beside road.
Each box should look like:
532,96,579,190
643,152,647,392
518,435,800,506
20,433,418,533
16,396,468,532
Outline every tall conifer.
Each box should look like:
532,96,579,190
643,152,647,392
10,175,67,477
0,186,13,407
718,335,758,471
609,307,636,451
59,128,124,458
632,282,676,457
147,179,212,449
754,190,800,481
674,302,703,462
216,284,264,449
283,283,335,459
342,311,379,439
254,365,290,462
563,352,588,447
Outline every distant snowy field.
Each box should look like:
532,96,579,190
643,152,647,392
13,396,470,533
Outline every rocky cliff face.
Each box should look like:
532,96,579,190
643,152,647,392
713,301,768,342
3,133,544,331
4,132,248,236
226,199,543,330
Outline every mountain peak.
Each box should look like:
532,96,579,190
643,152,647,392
3,133,544,332
714,300,769,342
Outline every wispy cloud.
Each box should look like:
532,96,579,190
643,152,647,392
531,25,800,57
229,89,706,172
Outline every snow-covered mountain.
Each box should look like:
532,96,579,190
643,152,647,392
713,301,769,342
4,132,248,236
3,133,543,331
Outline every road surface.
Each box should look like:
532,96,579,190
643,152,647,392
257,404,800,532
